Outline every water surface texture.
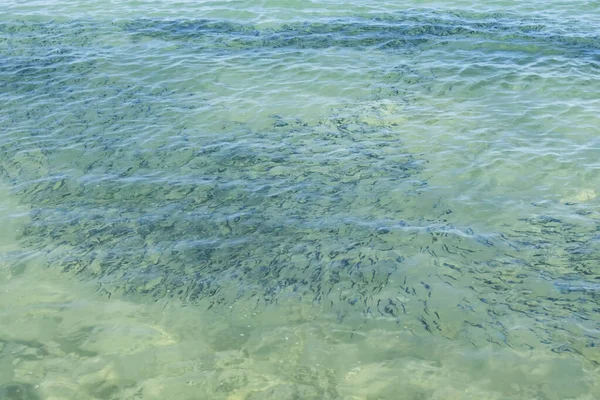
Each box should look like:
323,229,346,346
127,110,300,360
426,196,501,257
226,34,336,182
1,0,599,399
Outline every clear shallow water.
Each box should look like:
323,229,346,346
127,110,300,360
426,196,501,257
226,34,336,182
1,1,599,398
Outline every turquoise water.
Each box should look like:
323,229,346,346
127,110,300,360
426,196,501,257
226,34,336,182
1,0,599,398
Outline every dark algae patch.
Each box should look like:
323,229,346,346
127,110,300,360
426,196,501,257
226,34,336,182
1,10,599,370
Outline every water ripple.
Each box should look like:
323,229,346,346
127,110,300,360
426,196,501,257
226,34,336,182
1,8,599,372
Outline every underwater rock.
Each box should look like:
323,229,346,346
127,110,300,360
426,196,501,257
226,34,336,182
75,358,128,399
0,382,41,400
244,384,296,400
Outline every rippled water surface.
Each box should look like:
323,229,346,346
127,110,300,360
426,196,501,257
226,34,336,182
1,0,599,398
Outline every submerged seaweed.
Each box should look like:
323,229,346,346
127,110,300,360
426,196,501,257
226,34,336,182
1,10,599,368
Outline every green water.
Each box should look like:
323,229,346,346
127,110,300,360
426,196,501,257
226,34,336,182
1,1,599,398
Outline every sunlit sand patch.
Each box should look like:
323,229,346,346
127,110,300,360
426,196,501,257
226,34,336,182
342,362,397,397
561,188,597,203
76,323,176,355
38,376,90,400
1,259,600,400
357,98,408,127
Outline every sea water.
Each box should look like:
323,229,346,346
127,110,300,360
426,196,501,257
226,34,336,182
0,0,599,398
